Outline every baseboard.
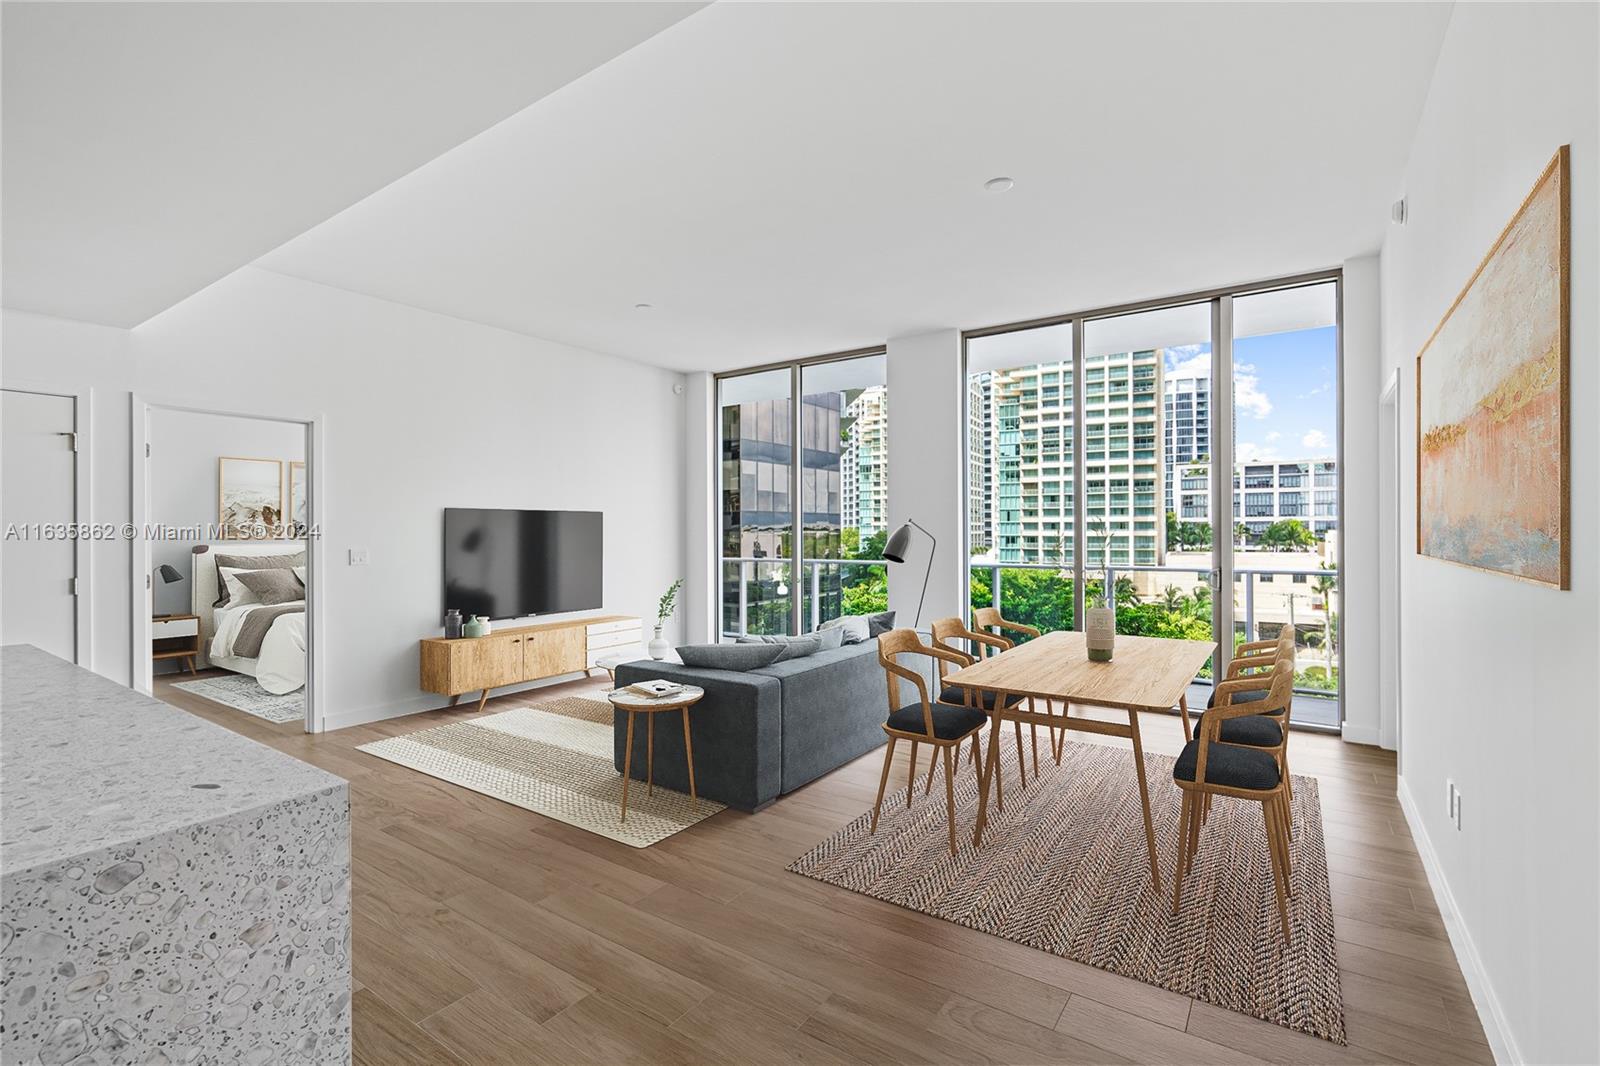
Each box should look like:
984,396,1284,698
1396,776,1520,1065
1339,722,1380,746
318,670,599,733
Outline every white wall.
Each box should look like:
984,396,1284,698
885,329,964,629
1379,5,1598,1063
3,268,689,728
683,371,716,643
1338,255,1383,746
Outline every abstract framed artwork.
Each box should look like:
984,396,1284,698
1417,145,1569,589
218,456,284,540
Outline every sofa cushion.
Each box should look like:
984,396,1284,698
887,701,988,740
867,611,896,637
737,634,825,661
676,643,783,670
818,614,870,644
811,627,846,652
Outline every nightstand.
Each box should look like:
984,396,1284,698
153,613,202,674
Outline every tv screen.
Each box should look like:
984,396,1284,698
443,508,602,621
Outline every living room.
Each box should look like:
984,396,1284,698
1,3,1595,1065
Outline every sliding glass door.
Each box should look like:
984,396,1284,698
964,273,1342,725
717,351,888,639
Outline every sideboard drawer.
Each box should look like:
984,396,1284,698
588,625,644,651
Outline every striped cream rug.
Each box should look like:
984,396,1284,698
357,695,723,848
790,737,1345,1044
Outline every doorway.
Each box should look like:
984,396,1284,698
131,398,325,733
1,386,92,663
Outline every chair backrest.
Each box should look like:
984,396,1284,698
972,606,1003,630
877,627,969,737
928,617,975,679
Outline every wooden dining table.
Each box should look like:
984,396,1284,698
941,630,1216,887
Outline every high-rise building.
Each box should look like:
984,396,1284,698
987,349,1163,567
967,373,994,554
1163,363,1211,515
840,386,887,539
1171,457,1339,540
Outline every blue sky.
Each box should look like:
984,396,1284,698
1164,325,1337,463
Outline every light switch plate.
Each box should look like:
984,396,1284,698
348,548,370,566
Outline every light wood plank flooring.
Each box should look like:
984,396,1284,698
155,670,1490,1066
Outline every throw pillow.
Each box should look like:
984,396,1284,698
213,551,305,607
235,568,306,606
676,643,784,670
217,567,263,607
769,637,820,663
867,611,897,637
818,614,870,644
811,627,845,652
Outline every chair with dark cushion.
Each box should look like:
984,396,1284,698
1198,624,1298,819
930,615,1054,795
971,607,1066,765
1171,643,1297,941
872,629,989,854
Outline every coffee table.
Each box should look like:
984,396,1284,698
606,685,706,822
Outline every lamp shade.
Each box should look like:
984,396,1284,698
883,522,914,564
156,564,184,584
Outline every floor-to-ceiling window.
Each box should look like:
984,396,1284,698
717,351,888,639
963,272,1342,728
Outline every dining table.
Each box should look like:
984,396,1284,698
941,629,1217,887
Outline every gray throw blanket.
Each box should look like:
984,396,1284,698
233,603,304,658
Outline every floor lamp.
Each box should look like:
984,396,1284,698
883,519,935,628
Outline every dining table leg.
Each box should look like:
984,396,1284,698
1127,708,1162,890
972,706,1004,846
1179,692,1192,742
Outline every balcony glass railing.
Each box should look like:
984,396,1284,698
719,557,890,638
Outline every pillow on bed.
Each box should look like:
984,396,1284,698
212,551,304,607
217,567,263,607
235,568,305,605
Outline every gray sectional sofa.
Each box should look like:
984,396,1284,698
613,638,933,811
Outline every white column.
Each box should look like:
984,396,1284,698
886,328,964,630
1339,254,1383,747
682,371,717,644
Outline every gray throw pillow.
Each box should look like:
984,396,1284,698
213,551,305,607
867,611,897,637
818,614,870,644
676,643,784,670
811,627,845,652
769,637,820,663
235,568,305,605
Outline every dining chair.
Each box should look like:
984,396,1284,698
1171,643,1297,941
872,629,989,854
1203,625,1298,823
971,607,1062,768
927,616,1018,793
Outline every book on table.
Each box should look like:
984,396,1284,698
624,680,685,698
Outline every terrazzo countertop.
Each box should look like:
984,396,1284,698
1,644,345,872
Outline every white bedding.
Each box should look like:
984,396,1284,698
211,602,307,695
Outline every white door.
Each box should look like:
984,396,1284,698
1,390,78,660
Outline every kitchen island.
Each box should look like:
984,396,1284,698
1,644,351,1064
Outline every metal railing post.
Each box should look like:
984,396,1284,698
1244,572,1256,642
738,560,749,636
810,563,821,629
991,565,1002,618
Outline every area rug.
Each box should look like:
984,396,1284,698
789,737,1345,1044
355,695,724,848
171,675,304,724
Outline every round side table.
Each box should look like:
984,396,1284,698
605,685,706,822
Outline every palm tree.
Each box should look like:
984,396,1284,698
1312,564,1339,657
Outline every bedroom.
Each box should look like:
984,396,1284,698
149,406,311,727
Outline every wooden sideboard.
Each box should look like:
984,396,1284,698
420,614,643,710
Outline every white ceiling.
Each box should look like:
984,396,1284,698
256,2,1452,372
1,2,705,326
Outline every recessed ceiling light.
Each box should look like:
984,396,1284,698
984,176,1015,193
634,303,654,311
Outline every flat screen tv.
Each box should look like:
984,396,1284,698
443,508,602,621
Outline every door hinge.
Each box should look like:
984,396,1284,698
70,577,80,596
146,574,152,590
56,431,77,452
146,443,151,458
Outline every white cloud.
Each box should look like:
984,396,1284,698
1301,429,1330,449
1163,345,1209,380
1237,441,1279,463
1233,362,1272,419
1265,431,1282,442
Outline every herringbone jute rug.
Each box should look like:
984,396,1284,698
789,737,1345,1043
357,695,723,848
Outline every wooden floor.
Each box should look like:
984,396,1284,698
156,671,1491,1066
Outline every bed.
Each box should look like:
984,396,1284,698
190,542,308,695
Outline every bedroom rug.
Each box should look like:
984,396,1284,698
788,737,1345,1044
355,695,724,848
171,675,304,724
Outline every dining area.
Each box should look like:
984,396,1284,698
789,613,1341,1046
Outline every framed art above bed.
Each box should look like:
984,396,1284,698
218,456,284,539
